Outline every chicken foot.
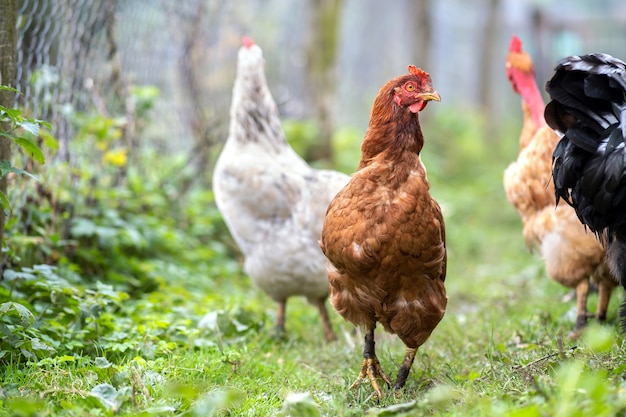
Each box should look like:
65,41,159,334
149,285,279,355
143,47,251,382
350,327,391,398
394,347,417,390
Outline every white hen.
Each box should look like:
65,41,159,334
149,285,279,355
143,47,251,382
212,37,350,341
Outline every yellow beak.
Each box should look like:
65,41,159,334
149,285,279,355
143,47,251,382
418,91,441,102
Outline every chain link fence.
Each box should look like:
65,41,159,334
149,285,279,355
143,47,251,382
16,0,112,158
13,0,626,163
14,0,238,164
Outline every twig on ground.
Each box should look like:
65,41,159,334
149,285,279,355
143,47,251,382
513,346,579,370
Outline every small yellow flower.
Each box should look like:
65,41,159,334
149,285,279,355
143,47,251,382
103,148,128,167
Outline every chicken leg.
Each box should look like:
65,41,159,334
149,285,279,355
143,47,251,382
596,281,614,323
273,300,288,339
572,279,590,335
395,347,417,390
274,299,336,342
315,298,336,342
593,264,618,324
350,326,391,398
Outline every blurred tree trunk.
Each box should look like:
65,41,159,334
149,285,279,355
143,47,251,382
532,7,550,92
479,0,500,139
408,0,432,72
0,0,17,262
305,0,343,163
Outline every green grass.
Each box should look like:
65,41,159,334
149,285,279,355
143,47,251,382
3,179,626,416
3,113,626,416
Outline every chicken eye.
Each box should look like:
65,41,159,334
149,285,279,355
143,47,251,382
406,83,415,92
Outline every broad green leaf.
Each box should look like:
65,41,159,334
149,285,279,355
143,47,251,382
0,85,20,93
91,384,118,410
0,160,40,181
0,301,34,328
14,302,35,327
2,107,22,120
91,383,128,412
0,322,11,338
2,268,37,280
28,118,52,131
143,370,166,387
70,217,98,237
95,356,112,368
193,389,243,417
17,120,39,136
13,137,45,164
366,401,418,417
280,392,321,417
30,338,55,352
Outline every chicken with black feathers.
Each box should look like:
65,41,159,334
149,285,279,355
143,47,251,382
545,53,626,326
504,37,616,336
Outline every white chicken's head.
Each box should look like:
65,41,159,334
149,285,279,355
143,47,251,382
236,36,265,77
392,66,441,113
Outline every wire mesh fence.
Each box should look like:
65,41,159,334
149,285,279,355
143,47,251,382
12,0,626,163
16,0,112,158
14,0,235,162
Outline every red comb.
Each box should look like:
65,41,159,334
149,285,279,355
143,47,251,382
242,36,255,48
408,65,429,79
509,35,522,53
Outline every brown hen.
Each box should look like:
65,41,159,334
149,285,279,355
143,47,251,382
320,66,446,397
503,35,617,336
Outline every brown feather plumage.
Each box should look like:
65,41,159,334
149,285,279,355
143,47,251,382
320,66,446,395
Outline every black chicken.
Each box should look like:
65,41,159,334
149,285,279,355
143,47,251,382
545,53,626,325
